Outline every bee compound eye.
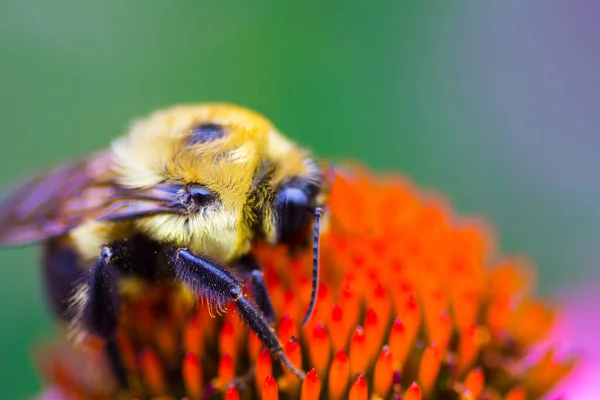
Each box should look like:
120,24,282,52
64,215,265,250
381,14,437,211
275,186,312,243
189,123,226,144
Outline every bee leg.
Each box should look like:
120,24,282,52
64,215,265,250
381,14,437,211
84,247,120,339
237,254,276,324
43,240,128,388
174,248,305,379
82,246,128,388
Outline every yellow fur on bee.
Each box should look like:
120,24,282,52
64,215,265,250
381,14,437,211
112,103,272,188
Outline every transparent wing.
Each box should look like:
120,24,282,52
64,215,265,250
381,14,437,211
0,152,184,245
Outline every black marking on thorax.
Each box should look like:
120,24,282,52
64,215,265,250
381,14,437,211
188,123,226,144
108,234,175,281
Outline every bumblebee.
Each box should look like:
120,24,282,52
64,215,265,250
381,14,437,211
0,104,327,384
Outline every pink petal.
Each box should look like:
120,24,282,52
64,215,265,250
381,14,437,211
36,386,72,400
543,276,600,399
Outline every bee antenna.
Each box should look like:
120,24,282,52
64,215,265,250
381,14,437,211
302,206,323,326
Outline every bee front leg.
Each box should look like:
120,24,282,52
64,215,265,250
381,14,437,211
84,247,120,337
237,254,276,324
173,248,305,379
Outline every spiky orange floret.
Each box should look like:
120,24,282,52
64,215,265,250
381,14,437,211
37,166,574,399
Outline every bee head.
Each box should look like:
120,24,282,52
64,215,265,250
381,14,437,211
111,103,327,261
105,102,328,329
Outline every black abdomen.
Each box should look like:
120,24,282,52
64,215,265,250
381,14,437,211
42,238,84,318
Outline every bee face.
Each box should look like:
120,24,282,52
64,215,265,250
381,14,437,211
111,104,325,261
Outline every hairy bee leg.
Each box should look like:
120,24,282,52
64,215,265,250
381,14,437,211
174,249,305,379
85,247,120,337
82,246,128,388
237,255,276,324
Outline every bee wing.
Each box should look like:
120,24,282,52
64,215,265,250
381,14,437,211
0,152,184,246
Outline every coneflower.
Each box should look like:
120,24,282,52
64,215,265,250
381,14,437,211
37,166,574,399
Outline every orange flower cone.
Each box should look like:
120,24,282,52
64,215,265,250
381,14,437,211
36,165,575,399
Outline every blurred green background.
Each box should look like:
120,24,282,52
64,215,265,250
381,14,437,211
1,1,599,398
